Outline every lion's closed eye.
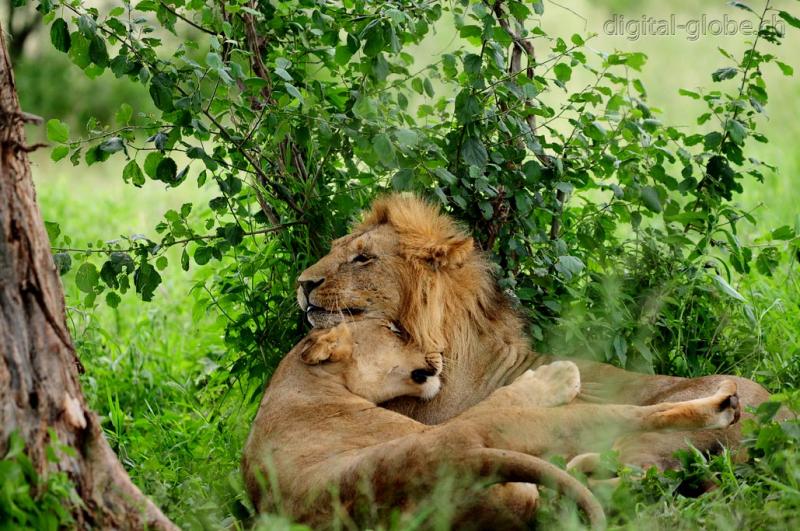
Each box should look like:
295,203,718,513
386,321,409,341
350,253,375,264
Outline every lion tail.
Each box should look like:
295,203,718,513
467,448,606,530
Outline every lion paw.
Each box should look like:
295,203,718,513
705,380,741,428
511,361,581,407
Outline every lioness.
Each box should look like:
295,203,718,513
243,320,743,529
295,193,776,470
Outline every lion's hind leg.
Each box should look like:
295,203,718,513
642,380,741,432
601,381,742,473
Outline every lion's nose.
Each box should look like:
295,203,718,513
411,368,437,384
300,278,324,298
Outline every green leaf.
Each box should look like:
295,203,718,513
51,145,70,162
554,63,572,83
194,246,212,265
523,161,542,183
149,74,174,112
555,255,585,280
776,61,794,76
334,46,354,65
729,1,755,14
756,247,780,276
678,88,701,100
712,274,746,302
372,133,396,167
353,94,378,121
77,15,96,37
134,261,161,301
275,67,292,81
123,159,145,187
223,224,244,246
53,253,72,275
99,137,125,154
68,32,91,69
50,18,71,52
155,158,178,184
432,167,456,185
461,137,488,168
712,67,738,82
778,10,800,30
725,119,747,145
115,103,133,125
463,54,481,75
105,292,122,308
138,65,150,84
285,83,304,104
88,35,109,67
75,262,99,293
362,24,385,57
144,152,163,178
392,169,414,190
44,221,61,242
393,128,418,149
423,78,434,98
771,225,795,240
640,186,662,213
205,52,224,70
46,119,69,143
459,25,482,39
455,90,481,123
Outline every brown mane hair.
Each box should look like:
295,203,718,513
356,194,527,372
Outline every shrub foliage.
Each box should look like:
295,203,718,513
29,0,800,382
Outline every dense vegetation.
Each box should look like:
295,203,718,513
3,0,800,528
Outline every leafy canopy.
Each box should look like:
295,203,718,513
29,0,800,379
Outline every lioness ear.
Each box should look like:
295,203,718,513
299,325,353,365
414,236,474,271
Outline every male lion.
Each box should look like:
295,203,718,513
296,193,773,470
243,320,743,529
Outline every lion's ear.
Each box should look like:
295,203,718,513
299,325,353,365
415,236,474,271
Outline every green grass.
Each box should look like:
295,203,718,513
34,161,255,528
23,0,800,528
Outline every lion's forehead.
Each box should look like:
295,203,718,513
329,226,398,256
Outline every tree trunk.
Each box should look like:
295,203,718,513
0,26,177,530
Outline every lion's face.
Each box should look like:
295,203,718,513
299,320,443,403
297,224,405,328
293,193,527,424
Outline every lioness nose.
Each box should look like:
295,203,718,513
300,278,324,298
411,368,437,384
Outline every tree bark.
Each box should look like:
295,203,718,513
0,25,177,530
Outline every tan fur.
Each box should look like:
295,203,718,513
243,323,743,529
296,193,776,468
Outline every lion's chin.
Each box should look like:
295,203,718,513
306,307,365,328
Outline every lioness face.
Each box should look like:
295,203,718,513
300,321,443,403
297,225,404,328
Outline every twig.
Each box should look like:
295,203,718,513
18,142,48,152
158,1,220,36
51,222,300,255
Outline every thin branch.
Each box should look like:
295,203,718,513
51,222,300,255
158,1,220,36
